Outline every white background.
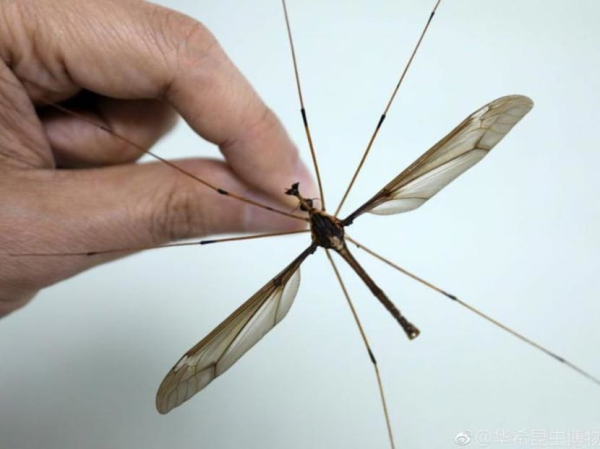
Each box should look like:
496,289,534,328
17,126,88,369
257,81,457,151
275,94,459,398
1,1,599,448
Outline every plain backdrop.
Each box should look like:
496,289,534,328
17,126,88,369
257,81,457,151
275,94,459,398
1,1,599,448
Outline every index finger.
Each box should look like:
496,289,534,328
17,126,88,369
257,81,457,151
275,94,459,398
4,0,315,199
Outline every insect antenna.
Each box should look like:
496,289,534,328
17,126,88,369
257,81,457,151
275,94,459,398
0,74,307,223
335,0,443,217
9,229,310,257
346,236,600,388
282,0,326,211
325,250,396,449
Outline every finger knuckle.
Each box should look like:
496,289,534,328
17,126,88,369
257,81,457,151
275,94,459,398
235,105,279,146
151,180,206,242
145,5,221,98
252,106,279,135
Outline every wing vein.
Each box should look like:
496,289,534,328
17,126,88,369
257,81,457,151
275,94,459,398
156,244,316,414
344,95,533,223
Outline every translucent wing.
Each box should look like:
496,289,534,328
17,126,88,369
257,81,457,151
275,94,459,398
156,245,316,414
344,95,533,223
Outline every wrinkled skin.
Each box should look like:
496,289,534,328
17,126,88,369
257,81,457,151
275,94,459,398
0,0,314,316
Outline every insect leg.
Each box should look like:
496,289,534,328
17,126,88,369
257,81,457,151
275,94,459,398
346,235,600,388
325,249,396,449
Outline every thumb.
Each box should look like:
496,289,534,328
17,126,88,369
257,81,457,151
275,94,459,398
5,159,308,292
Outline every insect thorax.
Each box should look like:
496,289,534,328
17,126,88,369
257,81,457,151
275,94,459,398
310,211,345,250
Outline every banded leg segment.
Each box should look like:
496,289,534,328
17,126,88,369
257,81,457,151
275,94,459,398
346,235,600,388
282,0,326,210
335,0,444,217
325,250,396,449
10,230,310,257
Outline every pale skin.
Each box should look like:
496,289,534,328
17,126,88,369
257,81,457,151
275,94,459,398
0,0,315,316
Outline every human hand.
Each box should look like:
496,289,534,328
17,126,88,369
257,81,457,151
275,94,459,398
0,0,314,316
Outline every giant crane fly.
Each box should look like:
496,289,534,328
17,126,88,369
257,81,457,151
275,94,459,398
155,93,542,413
8,0,599,447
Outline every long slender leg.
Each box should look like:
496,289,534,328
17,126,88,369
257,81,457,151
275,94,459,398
346,235,600,388
48,101,308,223
335,0,443,217
10,229,309,257
0,74,307,223
282,0,326,210
325,250,396,449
